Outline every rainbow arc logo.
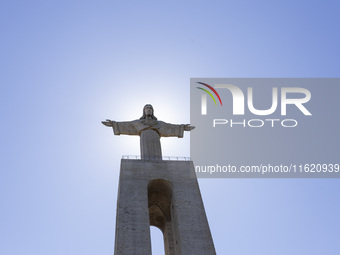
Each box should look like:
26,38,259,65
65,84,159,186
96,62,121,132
196,82,223,106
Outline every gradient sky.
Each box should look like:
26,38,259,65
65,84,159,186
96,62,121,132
1,1,340,254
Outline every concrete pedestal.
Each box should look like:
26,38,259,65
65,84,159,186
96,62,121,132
114,159,216,255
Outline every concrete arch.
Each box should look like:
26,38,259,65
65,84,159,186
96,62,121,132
147,179,173,232
148,179,176,255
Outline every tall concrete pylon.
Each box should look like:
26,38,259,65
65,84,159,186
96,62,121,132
103,104,216,255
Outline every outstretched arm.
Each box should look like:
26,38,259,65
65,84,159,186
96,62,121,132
158,122,195,138
101,119,140,136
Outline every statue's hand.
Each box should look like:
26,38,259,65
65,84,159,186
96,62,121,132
102,119,114,127
184,124,195,131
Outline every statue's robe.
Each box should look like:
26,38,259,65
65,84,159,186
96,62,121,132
111,119,185,159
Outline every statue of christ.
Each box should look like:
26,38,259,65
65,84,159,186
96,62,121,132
102,104,195,159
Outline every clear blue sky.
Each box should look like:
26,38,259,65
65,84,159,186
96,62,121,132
1,1,339,254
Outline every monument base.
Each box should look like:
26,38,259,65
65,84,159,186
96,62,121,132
114,159,216,255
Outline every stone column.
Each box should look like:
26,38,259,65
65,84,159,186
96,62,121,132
114,159,216,255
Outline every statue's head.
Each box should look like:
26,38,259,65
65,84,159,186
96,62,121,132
140,104,157,120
